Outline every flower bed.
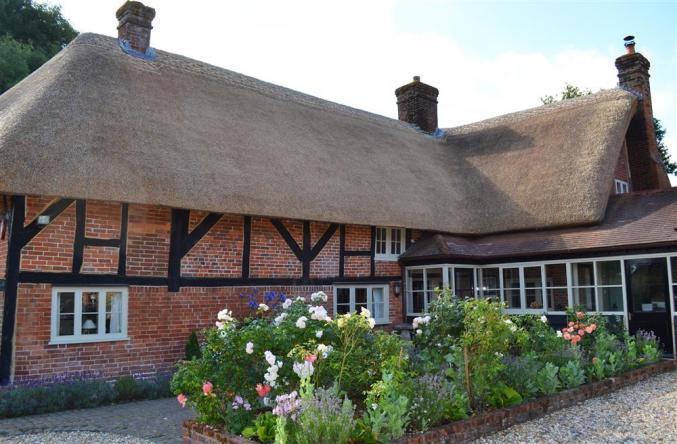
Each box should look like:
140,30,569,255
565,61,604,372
172,289,668,444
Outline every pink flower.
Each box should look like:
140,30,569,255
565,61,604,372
585,326,594,334
578,329,585,336
576,311,585,320
563,332,571,340
256,383,271,397
215,321,224,329
202,381,213,396
568,321,574,327
304,354,317,363
590,323,597,331
177,393,187,408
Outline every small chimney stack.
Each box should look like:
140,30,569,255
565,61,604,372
395,76,439,133
615,36,671,190
116,1,155,54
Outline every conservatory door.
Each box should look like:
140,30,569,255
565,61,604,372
625,258,673,356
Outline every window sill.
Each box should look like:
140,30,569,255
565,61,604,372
375,255,400,262
49,336,129,346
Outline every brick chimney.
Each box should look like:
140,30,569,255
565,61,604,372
615,36,671,190
395,76,439,133
116,1,155,54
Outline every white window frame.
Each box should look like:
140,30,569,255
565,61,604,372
405,264,478,316
51,287,129,345
333,284,389,324
374,227,406,261
614,179,629,194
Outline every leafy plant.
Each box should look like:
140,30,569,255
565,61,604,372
487,383,522,408
535,362,560,395
242,412,276,443
501,354,541,399
364,372,409,442
407,374,467,432
558,360,586,389
635,330,662,364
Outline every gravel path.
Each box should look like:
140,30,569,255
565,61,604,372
476,370,677,443
0,398,194,444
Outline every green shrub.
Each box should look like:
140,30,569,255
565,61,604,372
535,362,560,395
487,383,522,408
635,330,662,364
406,374,467,432
363,372,410,442
558,360,586,389
501,354,541,399
185,331,202,361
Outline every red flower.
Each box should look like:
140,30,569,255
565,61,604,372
256,383,271,397
202,381,213,396
177,393,187,408
304,354,318,363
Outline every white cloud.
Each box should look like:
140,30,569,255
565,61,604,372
50,0,676,183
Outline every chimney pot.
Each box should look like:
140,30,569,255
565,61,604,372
395,76,439,133
116,1,155,54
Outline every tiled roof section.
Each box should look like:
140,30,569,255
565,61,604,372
401,188,677,261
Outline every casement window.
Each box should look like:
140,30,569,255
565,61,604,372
571,262,596,311
614,179,629,194
545,264,568,311
334,285,389,324
595,261,624,312
51,287,128,344
375,227,405,260
478,268,500,300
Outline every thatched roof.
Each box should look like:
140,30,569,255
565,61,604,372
401,188,677,262
0,33,638,235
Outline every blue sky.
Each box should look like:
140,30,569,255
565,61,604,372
52,0,676,181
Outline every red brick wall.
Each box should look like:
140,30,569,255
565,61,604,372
249,218,302,278
309,222,339,278
12,284,332,383
7,195,408,383
20,201,75,272
182,214,244,278
126,205,170,276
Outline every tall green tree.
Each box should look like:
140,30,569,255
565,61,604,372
0,0,77,93
541,84,675,176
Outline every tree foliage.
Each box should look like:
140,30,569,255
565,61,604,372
540,83,591,105
541,83,674,176
654,117,676,175
0,0,77,93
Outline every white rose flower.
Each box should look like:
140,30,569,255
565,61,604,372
311,291,328,302
509,325,517,332
293,361,315,379
540,315,548,323
245,342,254,354
264,351,276,366
504,319,513,325
416,329,423,335
556,330,563,338
296,316,308,329
217,308,234,322
295,296,306,302
360,307,371,318
258,303,269,312
274,312,288,326
368,318,376,329
315,330,323,338
309,306,328,321
282,299,292,310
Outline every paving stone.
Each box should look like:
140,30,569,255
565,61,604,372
0,398,194,444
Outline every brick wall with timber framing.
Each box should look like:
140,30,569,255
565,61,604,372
0,195,406,384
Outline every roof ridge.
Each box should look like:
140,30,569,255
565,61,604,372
443,88,636,137
73,33,416,133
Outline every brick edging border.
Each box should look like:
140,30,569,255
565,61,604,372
182,360,677,444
